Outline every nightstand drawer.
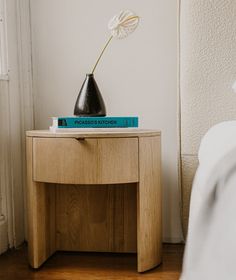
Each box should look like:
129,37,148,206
33,137,138,184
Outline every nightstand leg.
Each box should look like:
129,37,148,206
26,137,56,268
137,136,162,272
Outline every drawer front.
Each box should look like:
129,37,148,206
33,137,138,184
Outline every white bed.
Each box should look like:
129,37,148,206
181,121,236,280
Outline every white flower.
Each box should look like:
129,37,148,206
108,10,139,39
91,10,140,73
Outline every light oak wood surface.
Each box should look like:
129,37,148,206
33,137,138,184
26,129,160,138
56,183,137,253
26,137,56,268
138,136,162,272
26,130,162,272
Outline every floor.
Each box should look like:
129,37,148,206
0,244,184,280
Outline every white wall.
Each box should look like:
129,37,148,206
30,0,182,242
180,0,236,235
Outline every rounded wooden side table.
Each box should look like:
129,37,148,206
26,129,162,272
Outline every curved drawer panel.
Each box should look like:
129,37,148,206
33,137,138,184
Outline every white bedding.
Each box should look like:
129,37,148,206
181,121,236,280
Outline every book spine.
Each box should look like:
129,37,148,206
57,117,138,128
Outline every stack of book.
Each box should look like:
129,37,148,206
50,116,139,131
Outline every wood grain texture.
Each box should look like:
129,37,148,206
26,137,56,268
26,131,162,272
137,136,162,272
56,183,137,253
26,129,161,138
33,137,138,184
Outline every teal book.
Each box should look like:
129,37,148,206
52,117,139,129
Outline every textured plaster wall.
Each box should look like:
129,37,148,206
180,0,236,235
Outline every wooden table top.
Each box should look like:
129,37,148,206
26,129,161,138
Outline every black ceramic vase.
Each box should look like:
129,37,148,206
74,74,106,116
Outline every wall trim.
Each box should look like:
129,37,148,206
0,74,9,80
0,80,12,252
3,0,34,248
0,0,9,75
15,0,34,241
0,219,8,254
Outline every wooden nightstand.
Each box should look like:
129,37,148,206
26,129,162,272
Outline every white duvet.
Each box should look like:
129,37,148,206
181,121,236,280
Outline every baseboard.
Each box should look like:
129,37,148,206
163,237,184,244
0,219,8,254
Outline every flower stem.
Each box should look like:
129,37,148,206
91,35,113,74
